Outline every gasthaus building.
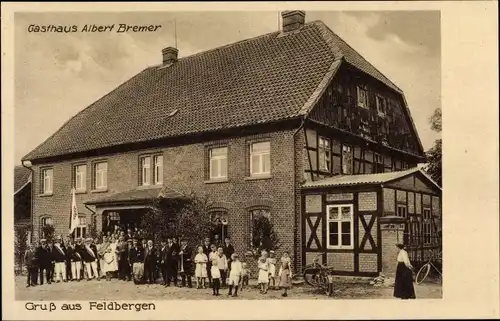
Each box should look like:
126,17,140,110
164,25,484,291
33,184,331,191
22,11,441,276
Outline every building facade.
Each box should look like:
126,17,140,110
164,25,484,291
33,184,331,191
22,11,441,275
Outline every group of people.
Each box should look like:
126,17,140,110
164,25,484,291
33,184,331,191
23,231,293,297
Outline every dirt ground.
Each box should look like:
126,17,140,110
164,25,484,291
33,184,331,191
15,276,442,300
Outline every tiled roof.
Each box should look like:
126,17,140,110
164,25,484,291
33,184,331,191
84,187,183,206
14,166,32,194
23,20,418,161
302,167,421,189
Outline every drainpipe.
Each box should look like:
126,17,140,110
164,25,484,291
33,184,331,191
292,115,307,274
22,160,34,242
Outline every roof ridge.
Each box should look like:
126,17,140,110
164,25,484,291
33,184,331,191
21,66,153,161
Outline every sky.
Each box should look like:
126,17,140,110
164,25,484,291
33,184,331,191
14,11,441,164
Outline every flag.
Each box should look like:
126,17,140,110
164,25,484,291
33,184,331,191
69,188,79,234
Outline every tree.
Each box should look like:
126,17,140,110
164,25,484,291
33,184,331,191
425,107,442,186
14,225,29,275
42,224,55,242
140,190,213,246
249,215,281,258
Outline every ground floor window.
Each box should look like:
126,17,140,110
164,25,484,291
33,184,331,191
249,208,272,249
209,210,229,245
75,216,87,239
326,204,353,249
40,216,53,239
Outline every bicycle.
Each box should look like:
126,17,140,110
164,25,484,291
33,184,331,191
415,249,442,284
302,252,331,290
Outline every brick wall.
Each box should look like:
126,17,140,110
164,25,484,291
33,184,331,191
326,252,354,271
31,130,299,263
383,188,395,215
358,192,377,211
358,253,378,272
326,193,353,202
380,224,405,276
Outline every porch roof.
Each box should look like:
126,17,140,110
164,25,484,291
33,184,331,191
301,167,440,190
84,187,184,206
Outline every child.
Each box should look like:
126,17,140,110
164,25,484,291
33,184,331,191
257,250,270,294
24,243,38,287
267,250,277,289
278,251,292,297
194,246,208,289
215,247,228,287
210,251,221,296
228,253,242,297
240,262,250,291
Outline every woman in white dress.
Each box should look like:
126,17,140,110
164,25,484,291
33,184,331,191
101,236,118,281
258,250,270,294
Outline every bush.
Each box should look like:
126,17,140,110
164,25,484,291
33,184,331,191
41,224,55,242
141,191,213,247
250,215,281,258
14,225,29,275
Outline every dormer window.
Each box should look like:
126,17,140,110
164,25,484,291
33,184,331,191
376,95,386,115
356,86,368,109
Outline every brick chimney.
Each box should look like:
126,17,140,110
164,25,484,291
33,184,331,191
162,47,178,65
281,10,305,32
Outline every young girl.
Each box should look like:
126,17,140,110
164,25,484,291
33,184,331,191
278,251,292,297
267,250,277,289
194,246,208,289
228,253,242,297
257,250,270,294
240,262,250,291
210,250,221,296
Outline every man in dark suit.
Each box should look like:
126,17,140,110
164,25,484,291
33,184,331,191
166,237,179,286
223,237,235,273
159,239,168,286
52,236,68,282
179,239,193,288
129,238,145,284
24,243,38,287
202,237,212,286
143,240,157,284
46,240,55,282
117,236,129,280
36,239,51,285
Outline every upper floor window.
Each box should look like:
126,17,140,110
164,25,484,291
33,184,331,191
250,141,271,176
318,137,331,172
374,153,384,173
73,164,87,192
341,145,353,175
397,204,407,218
153,155,163,185
139,156,151,186
40,168,53,194
326,205,354,249
376,95,386,115
210,147,228,180
93,161,107,190
356,86,369,109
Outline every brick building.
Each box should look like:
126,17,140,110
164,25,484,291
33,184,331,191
21,11,441,276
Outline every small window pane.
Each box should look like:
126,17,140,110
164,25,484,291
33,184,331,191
220,158,228,177
328,207,339,220
341,233,351,246
263,154,271,173
251,155,260,173
252,142,270,153
341,221,351,234
211,147,227,157
341,207,351,220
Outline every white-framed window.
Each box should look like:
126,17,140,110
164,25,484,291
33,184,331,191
74,164,87,191
209,147,228,179
153,155,163,185
341,145,353,175
356,86,369,108
376,95,386,115
318,137,331,172
397,204,407,218
93,161,107,190
75,216,87,239
326,204,354,249
140,156,151,186
374,153,384,173
423,208,432,244
41,168,53,194
250,141,271,176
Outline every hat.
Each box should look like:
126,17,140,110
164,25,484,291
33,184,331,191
40,238,47,242
86,238,92,242
269,250,275,254
127,239,133,243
